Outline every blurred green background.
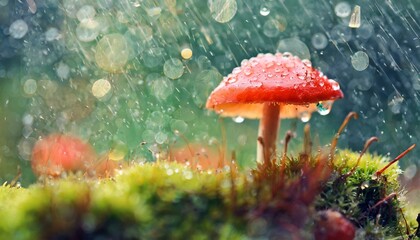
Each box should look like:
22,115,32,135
0,0,418,185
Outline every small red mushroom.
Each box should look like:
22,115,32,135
206,53,344,163
31,134,97,177
314,210,356,240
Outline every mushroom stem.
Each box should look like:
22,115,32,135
257,103,280,164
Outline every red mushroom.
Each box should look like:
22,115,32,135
31,134,97,177
314,210,356,240
206,53,344,163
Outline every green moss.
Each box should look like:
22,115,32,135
0,150,414,239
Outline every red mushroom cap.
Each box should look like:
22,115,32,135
31,134,97,177
206,53,344,119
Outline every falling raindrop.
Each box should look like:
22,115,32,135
349,5,361,28
351,51,369,71
209,0,237,23
163,58,184,80
9,19,28,39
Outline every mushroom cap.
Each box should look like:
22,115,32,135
206,53,344,119
31,134,97,177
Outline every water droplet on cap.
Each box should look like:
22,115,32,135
244,67,253,76
232,67,241,74
282,52,292,58
329,80,340,91
316,101,332,116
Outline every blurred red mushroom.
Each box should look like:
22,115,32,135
314,210,356,240
206,53,344,163
31,134,97,177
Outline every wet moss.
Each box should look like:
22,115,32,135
0,149,414,239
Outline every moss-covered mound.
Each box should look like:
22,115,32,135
0,149,415,239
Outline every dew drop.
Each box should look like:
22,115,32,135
360,181,370,190
302,59,312,67
297,73,306,80
244,67,253,76
265,61,275,69
241,59,249,66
